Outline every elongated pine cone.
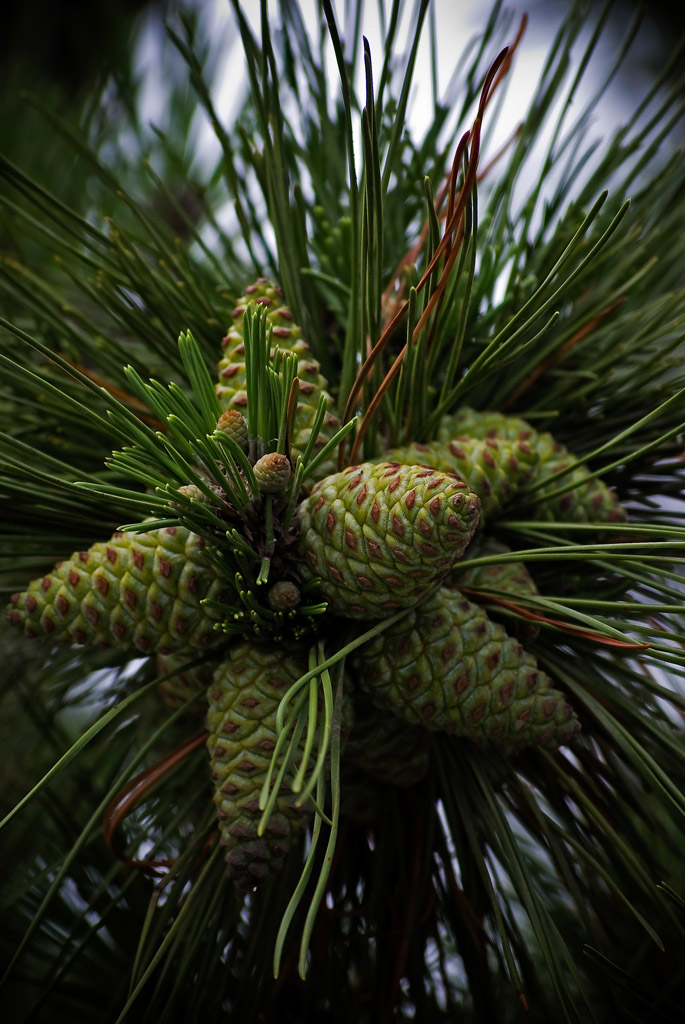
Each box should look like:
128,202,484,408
438,407,624,524
206,644,315,889
296,462,481,618
156,652,216,712
344,698,430,787
5,526,223,653
452,536,539,598
352,587,580,750
382,437,538,520
450,536,541,642
216,279,340,476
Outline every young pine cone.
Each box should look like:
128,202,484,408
216,279,340,476
438,407,624,524
296,461,481,619
207,644,353,889
253,452,292,493
156,652,216,712
5,526,223,654
343,697,430,788
352,587,580,751
382,436,538,521
449,535,541,643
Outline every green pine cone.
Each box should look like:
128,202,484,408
344,697,430,788
352,587,580,751
5,526,223,654
452,536,539,598
216,279,340,476
311,206,352,285
382,437,538,520
531,430,625,523
437,407,532,444
156,653,215,712
175,483,208,505
450,536,541,643
206,644,317,889
438,407,624,524
296,462,481,619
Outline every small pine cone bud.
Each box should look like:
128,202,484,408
216,409,249,451
175,484,207,504
267,580,301,611
296,462,481,619
253,452,292,493
352,586,580,751
5,526,223,654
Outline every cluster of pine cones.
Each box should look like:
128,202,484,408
5,280,625,889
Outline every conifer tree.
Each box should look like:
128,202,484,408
1,3,685,1021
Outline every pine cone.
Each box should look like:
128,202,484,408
382,437,538,520
352,587,580,751
532,430,625,523
156,652,215,712
206,644,321,889
5,526,223,654
175,483,207,504
438,407,625,524
437,407,533,444
216,279,340,476
450,535,541,642
344,697,430,787
296,462,481,619
311,206,352,285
